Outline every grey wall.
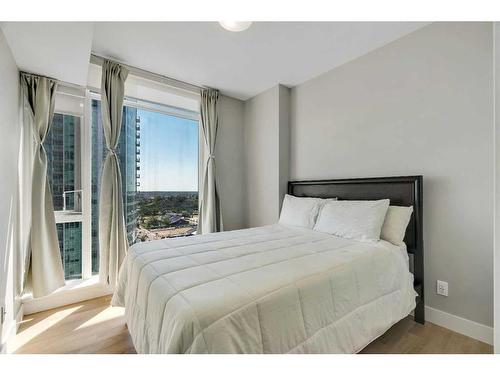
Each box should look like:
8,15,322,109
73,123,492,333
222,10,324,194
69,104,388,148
244,86,280,227
495,22,500,352
217,95,246,230
0,28,20,351
278,85,291,213
243,85,290,227
290,22,494,326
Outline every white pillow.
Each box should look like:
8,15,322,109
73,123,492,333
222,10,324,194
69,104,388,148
381,205,413,246
279,194,336,229
313,199,390,241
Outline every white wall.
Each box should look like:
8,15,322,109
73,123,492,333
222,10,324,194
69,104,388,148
290,22,494,327
0,28,20,352
243,85,290,227
217,95,246,230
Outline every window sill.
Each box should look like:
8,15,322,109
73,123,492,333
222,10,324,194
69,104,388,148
22,276,114,315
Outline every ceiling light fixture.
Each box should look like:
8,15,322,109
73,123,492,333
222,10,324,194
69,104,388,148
219,21,252,32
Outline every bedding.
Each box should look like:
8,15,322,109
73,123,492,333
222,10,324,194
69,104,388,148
279,194,335,228
112,224,416,354
381,206,414,246
313,199,390,242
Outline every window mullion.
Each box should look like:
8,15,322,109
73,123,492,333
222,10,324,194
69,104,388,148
81,91,93,280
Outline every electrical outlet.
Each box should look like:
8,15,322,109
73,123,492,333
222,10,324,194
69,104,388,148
436,280,448,297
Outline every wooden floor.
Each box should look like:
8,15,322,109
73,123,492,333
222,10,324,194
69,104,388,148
12,295,492,354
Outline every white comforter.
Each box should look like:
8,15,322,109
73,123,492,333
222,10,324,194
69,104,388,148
112,224,416,353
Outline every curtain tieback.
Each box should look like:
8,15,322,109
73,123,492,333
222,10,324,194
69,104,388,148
208,153,215,159
108,148,117,155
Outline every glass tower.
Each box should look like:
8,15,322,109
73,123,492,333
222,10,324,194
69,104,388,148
45,104,140,279
46,113,83,279
56,222,82,279
121,105,140,245
91,100,140,274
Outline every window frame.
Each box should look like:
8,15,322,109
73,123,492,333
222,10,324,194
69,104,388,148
23,85,200,313
54,89,200,282
86,90,200,274
49,94,90,281
81,90,93,280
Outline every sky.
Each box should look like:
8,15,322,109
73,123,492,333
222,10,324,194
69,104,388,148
137,109,198,192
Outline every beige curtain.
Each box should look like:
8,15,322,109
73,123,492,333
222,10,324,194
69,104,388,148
99,60,129,287
20,73,65,298
198,89,223,234
18,81,34,298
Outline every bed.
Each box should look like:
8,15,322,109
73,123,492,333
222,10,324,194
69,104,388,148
112,176,424,354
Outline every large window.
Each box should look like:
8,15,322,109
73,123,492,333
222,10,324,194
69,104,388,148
90,95,199,274
45,84,199,282
135,107,199,242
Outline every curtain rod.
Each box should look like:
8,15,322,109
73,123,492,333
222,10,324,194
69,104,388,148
90,53,214,95
20,70,86,91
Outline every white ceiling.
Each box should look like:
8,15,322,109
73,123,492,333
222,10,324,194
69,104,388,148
1,22,93,86
1,22,428,100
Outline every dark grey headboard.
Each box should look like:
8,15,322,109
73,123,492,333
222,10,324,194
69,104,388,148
288,175,425,323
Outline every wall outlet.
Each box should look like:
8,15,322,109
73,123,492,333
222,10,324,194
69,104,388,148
436,280,448,297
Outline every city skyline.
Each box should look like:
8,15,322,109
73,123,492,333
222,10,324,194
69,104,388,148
46,102,199,280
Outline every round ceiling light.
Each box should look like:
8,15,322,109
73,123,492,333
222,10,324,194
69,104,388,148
219,21,252,32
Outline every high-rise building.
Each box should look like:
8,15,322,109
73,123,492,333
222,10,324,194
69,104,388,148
46,113,82,279
46,104,140,278
56,222,82,279
120,106,140,245
91,100,139,274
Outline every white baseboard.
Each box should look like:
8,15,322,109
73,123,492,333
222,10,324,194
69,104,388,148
425,306,493,346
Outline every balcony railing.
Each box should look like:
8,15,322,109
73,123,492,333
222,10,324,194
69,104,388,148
62,190,83,213
55,190,83,225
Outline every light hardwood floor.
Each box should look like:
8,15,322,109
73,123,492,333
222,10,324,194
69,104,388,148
12,295,492,354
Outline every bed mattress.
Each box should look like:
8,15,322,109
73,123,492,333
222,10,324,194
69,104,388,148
112,224,417,353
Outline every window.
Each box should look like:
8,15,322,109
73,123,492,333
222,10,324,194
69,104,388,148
44,81,199,283
135,106,199,242
90,99,141,273
46,91,85,280
90,95,199,274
